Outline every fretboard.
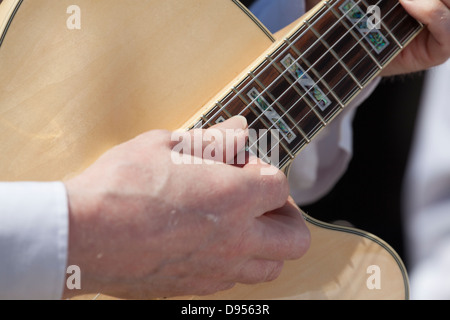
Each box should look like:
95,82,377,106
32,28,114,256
190,0,423,170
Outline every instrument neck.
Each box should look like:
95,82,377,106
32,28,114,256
193,0,422,170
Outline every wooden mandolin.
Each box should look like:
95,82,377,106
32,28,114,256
0,0,423,299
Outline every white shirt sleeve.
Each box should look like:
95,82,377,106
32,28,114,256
0,182,68,300
250,0,381,205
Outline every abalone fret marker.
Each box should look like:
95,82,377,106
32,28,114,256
247,87,297,144
339,0,390,54
281,53,331,112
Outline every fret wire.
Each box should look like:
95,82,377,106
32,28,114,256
201,115,212,127
258,2,403,158
389,8,416,44
231,90,268,139
248,47,358,153
244,1,389,143
213,101,231,124
232,86,297,159
199,0,361,129
279,142,296,160
230,87,270,157
248,0,404,156
263,0,415,162
216,101,233,118
207,0,384,136
236,78,296,159
330,0,406,80
251,0,368,111
249,70,310,135
378,18,403,49
285,27,346,108
249,71,291,114
228,0,388,159
252,0,403,128
360,0,403,49
231,87,272,131
249,71,311,144
245,0,391,153
302,23,364,89
256,1,411,161
303,61,345,109
203,101,229,126
266,54,326,128
274,139,296,160
197,0,407,164
326,2,383,70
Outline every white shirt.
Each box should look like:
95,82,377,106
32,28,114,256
403,59,450,299
0,0,378,299
0,182,68,299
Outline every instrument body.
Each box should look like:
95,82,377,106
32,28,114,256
0,0,419,299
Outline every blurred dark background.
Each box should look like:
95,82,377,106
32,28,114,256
241,0,426,268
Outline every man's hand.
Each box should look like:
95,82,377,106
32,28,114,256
63,117,310,299
381,0,450,76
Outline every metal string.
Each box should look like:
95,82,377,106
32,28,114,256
199,0,373,130
203,0,404,165
253,0,404,163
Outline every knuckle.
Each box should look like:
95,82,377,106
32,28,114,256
242,260,284,284
218,282,236,292
270,216,311,261
260,170,289,207
264,261,284,282
288,225,311,260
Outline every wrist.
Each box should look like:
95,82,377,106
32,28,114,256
62,178,101,298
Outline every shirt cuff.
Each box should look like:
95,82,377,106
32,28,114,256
0,182,69,300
